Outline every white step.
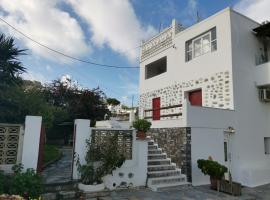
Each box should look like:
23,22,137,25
148,153,167,160
149,180,189,191
148,158,171,165
147,169,181,178
148,164,176,172
147,174,187,191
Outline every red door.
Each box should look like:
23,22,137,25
188,89,202,106
152,97,160,120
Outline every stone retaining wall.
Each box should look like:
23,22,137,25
147,127,192,182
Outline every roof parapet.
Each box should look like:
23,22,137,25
140,19,184,61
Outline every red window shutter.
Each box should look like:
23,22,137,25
188,89,202,106
152,97,160,120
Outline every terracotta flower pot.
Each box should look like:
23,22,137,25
210,177,218,190
136,131,146,140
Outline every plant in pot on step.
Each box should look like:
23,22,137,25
76,134,125,192
197,157,228,190
132,119,151,140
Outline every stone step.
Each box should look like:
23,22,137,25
148,174,186,186
148,141,155,145
148,180,189,192
58,191,77,199
147,169,181,178
148,164,176,172
148,149,162,154
148,159,171,166
148,153,167,160
148,145,158,150
44,181,78,193
83,191,110,199
42,190,80,200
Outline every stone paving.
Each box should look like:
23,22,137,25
42,147,73,184
94,184,270,200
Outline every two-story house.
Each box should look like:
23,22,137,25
139,7,270,188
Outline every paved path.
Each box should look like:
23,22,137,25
42,147,73,184
104,184,270,200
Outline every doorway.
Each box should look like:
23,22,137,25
188,89,202,106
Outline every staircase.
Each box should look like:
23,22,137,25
147,140,188,191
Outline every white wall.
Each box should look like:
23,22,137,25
191,127,226,186
21,116,42,171
187,104,236,186
230,10,270,187
139,8,233,95
139,8,235,124
103,131,148,189
72,119,91,180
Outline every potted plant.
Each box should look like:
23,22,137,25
77,135,125,192
132,119,152,140
197,158,228,190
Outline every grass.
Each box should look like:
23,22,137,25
43,145,61,166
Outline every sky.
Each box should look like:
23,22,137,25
0,0,269,106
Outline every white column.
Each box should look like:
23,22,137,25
129,110,135,124
21,116,42,171
72,119,91,180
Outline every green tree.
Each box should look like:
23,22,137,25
107,98,120,106
0,33,26,86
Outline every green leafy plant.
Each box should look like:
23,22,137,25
77,134,125,185
0,164,43,198
197,159,228,179
132,119,151,133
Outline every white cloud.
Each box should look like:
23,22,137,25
67,0,157,62
0,0,90,62
22,70,47,83
234,0,270,22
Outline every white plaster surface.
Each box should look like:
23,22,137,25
103,131,148,189
72,119,91,180
21,116,42,171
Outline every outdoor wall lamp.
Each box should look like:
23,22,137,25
224,126,235,134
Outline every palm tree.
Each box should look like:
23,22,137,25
0,33,26,85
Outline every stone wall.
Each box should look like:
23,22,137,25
147,127,192,182
140,70,232,119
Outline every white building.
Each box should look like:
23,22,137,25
139,7,270,187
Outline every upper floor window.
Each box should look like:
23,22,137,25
145,56,167,79
185,27,217,62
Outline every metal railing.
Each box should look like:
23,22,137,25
143,104,183,120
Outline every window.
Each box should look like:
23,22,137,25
145,57,167,79
224,142,228,162
264,137,270,154
185,27,217,62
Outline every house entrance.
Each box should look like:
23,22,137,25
188,89,202,106
152,97,161,120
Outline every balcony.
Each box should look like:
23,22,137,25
254,61,270,86
140,19,183,61
143,100,235,128
143,104,185,128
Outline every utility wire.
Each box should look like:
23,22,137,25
0,17,140,69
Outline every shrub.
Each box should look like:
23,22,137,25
197,159,228,180
132,119,151,132
77,134,125,185
0,164,43,199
